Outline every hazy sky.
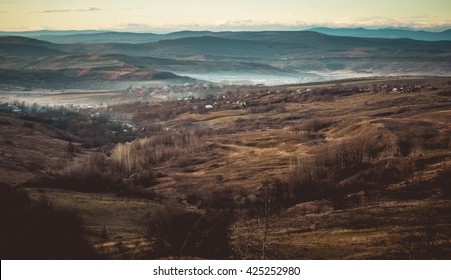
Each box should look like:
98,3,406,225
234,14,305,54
1,0,450,31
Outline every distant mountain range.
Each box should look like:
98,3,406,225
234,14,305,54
0,30,212,44
1,27,450,44
0,29,450,88
308,27,451,41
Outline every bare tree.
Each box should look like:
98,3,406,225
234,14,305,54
231,178,288,259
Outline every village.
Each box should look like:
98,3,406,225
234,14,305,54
0,78,441,139
121,82,225,101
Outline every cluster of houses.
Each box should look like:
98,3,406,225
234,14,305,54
0,102,55,115
0,100,147,142
295,88,313,94
121,83,224,101
373,83,425,94
290,82,428,96
0,100,112,124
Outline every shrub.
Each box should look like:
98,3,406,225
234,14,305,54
116,183,158,200
25,152,120,193
0,183,97,259
436,167,451,198
143,205,233,258
67,142,76,153
23,121,34,129
301,118,328,133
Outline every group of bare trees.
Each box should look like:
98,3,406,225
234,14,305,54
138,177,289,260
284,131,403,202
111,130,199,176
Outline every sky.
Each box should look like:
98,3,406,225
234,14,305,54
1,0,450,32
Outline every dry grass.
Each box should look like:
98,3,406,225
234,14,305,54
26,187,162,258
2,77,451,259
0,113,69,184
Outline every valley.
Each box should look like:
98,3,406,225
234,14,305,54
1,76,450,259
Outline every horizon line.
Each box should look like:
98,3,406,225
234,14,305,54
1,25,451,34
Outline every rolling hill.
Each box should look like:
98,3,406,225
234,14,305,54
1,31,450,88
0,36,66,57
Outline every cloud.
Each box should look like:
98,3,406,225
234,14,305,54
100,18,451,33
112,23,155,31
205,18,451,31
40,7,103,13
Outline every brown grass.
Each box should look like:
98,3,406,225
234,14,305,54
2,77,451,259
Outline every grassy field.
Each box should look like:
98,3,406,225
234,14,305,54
25,188,161,259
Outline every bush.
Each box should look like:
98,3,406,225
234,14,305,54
437,167,451,198
45,152,120,192
24,153,121,193
301,118,329,133
23,121,34,129
0,183,97,259
67,142,76,153
143,204,233,259
116,183,158,200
